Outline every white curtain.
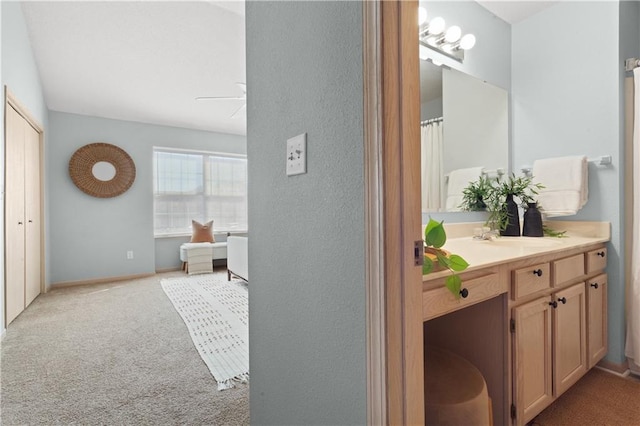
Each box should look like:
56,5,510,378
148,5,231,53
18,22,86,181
421,121,443,211
626,68,640,375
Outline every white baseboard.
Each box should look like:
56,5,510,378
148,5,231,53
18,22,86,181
595,365,631,378
51,272,155,289
155,267,182,273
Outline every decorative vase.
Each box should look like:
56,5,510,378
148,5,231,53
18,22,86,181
475,197,487,211
500,194,521,237
523,202,544,237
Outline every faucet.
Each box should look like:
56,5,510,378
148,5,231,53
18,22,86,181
473,226,498,241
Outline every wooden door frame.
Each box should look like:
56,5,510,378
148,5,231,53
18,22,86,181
364,1,424,424
4,86,46,328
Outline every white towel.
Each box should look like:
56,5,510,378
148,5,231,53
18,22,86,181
532,156,588,217
445,166,484,211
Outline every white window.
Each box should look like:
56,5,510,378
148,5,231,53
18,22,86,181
153,148,248,236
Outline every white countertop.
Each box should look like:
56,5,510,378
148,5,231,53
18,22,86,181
423,221,611,280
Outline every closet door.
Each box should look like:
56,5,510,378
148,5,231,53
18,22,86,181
24,120,41,307
5,105,26,325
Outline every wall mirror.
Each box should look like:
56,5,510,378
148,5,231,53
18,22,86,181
69,142,136,198
421,62,508,212
419,0,511,215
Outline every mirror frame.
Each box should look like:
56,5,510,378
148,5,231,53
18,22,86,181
69,142,136,198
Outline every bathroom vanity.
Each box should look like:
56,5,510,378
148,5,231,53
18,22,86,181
422,222,610,426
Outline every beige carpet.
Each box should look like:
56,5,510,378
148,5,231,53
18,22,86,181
532,368,640,426
0,269,249,425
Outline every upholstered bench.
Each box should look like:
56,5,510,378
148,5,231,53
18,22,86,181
180,242,227,274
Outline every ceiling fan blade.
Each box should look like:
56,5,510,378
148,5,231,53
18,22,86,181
230,103,246,119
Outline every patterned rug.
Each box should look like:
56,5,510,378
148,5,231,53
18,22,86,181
161,274,248,390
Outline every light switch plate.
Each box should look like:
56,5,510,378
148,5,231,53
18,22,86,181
286,133,307,176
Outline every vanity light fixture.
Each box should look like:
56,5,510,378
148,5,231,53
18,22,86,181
418,6,476,62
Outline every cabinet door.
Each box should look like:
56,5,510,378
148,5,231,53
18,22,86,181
587,274,607,368
513,298,553,425
24,120,41,307
5,105,26,325
553,282,587,396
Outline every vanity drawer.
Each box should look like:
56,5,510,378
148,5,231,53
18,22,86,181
512,262,551,301
423,273,505,321
553,254,585,287
586,247,607,274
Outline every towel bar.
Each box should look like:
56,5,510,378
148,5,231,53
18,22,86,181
521,155,612,176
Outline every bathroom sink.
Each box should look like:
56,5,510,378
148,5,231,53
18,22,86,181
481,237,564,248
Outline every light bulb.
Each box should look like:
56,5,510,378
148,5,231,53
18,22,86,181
459,34,476,50
428,17,445,35
418,7,427,25
441,43,453,53
426,36,438,46
444,25,461,43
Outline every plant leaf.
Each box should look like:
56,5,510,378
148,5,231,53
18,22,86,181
424,218,440,238
448,255,469,272
445,275,462,298
425,219,446,248
422,257,434,275
435,251,451,268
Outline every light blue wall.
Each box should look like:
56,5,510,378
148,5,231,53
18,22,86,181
47,111,245,283
512,1,625,364
246,1,366,424
1,2,49,330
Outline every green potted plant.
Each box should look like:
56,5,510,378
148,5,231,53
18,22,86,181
484,174,543,236
423,218,469,298
460,175,493,211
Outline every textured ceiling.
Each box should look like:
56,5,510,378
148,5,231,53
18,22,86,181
21,1,247,136
476,1,558,24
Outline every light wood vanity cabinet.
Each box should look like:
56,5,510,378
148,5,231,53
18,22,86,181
422,239,608,426
511,263,550,300
423,272,504,321
512,282,587,424
586,248,607,274
587,273,608,368
512,295,554,422
510,247,607,426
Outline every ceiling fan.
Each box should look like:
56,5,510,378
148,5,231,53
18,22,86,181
196,82,246,118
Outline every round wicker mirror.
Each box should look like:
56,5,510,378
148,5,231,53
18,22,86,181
69,143,136,198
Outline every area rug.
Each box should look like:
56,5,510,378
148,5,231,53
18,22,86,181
161,274,249,390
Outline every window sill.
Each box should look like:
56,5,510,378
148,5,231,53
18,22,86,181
154,230,248,239
154,233,191,239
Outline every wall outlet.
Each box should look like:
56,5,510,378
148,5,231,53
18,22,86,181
126,250,134,260
286,133,307,176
